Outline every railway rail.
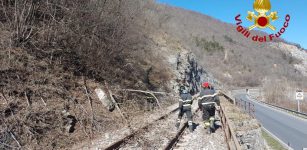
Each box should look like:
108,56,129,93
105,107,179,150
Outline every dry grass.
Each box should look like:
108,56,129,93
221,96,260,132
1,0,305,149
261,129,287,150
263,78,307,113
0,48,125,149
0,0,173,149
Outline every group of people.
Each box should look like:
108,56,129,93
175,82,220,133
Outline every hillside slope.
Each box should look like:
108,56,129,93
0,1,218,149
0,0,174,149
146,3,307,88
0,0,306,149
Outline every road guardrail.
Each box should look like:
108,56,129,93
257,100,307,118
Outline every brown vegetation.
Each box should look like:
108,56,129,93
0,0,306,149
263,78,307,113
0,0,173,149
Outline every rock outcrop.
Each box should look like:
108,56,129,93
269,42,307,76
235,119,266,150
168,49,221,95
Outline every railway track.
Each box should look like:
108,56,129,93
105,106,179,150
164,109,199,150
164,108,227,150
104,94,238,150
105,103,199,150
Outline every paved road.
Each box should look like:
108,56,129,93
235,93,307,150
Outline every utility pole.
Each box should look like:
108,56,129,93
297,100,300,112
296,89,304,112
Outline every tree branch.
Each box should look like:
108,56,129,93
10,131,21,148
0,92,8,104
122,89,162,109
104,81,127,123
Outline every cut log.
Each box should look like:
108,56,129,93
95,88,115,111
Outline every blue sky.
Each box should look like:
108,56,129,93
157,0,307,49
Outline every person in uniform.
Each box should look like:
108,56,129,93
197,82,220,133
175,86,194,132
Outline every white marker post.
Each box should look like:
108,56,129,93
296,90,304,112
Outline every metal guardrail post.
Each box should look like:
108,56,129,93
237,98,255,118
238,99,241,110
244,101,247,112
248,102,251,116
252,103,255,118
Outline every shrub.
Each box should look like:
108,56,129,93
194,36,224,54
224,35,236,44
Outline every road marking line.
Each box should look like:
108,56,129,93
262,127,293,150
